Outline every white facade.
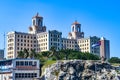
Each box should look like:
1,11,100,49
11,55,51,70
0,58,40,80
7,32,36,59
6,13,109,59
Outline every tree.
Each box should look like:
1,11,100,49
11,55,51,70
108,57,120,63
23,48,29,58
17,51,24,58
49,46,56,57
30,49,37,59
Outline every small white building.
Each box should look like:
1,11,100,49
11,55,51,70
0,58,40,80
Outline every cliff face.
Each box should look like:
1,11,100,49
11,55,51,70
43,60,120,80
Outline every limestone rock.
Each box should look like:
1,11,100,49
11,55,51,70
43,60,120,80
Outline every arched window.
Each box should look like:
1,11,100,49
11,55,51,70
77,26,80,32
72,26,74,32
38,19,42,26
33,20,35,25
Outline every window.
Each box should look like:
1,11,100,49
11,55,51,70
17,47,19,50
34,37,36,39
20,61,24,66
15,73,37,78
34,41,36,43
16,61,19,66
25,61,28,66
38,19,42,26
72,26,74,32
33,20,35,25
15,73,18,78
29,61,32,66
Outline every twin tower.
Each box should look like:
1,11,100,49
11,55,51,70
29,13,84,39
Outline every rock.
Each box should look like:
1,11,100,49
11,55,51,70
43,60,120,80
68,67,75,75
59,71,66,79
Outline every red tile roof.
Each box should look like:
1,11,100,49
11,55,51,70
72,21,80,25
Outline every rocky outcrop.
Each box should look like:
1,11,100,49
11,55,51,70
43,60,120,80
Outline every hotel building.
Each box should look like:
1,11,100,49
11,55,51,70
7,13,110,59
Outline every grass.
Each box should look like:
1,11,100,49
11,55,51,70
111,63,120,66
41,60,57,76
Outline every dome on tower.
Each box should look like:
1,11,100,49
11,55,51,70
32,13,43,19
72,21,80,25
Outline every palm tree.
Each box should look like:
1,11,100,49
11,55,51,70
30,49,36,59
23,48,29,58
49,46,56,57
17,51,24,58
49,46,60,60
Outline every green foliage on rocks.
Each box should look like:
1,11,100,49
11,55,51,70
108,57,120,63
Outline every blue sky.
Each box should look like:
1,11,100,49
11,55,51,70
0,0,120,57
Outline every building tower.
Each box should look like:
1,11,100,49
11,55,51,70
68,21,84,39
100,37,110,59
29,13,46,34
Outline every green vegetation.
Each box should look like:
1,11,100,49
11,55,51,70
17,47,100,76
17,48,37,58
42,60,57,75
108,57,120,64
